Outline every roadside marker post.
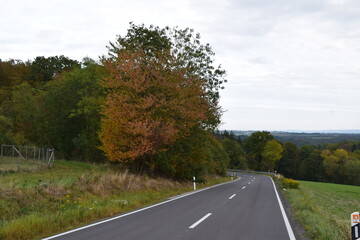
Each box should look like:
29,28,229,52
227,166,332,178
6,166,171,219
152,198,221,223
193,176,196,191
352,212,360,240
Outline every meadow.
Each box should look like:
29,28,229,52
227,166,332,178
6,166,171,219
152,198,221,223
0,158,230,240
283,180,360,240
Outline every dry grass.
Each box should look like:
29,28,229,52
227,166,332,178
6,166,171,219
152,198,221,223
0,157,44,173
0,160,229,240
73,170,184,196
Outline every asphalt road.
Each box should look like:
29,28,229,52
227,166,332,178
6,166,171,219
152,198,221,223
43,173,296,240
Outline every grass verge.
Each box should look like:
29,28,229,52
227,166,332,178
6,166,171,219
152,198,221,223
0,159,231,240
281,180,360,240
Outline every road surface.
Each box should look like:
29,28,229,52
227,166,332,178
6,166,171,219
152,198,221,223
43,173,296,240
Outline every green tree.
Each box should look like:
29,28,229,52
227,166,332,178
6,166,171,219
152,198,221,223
276,142,299,178
244,131,274,170
0,115,13,144
154,129,229,180
261,139,283,172
42,59,105,160
299,145,323,181
28,55,80,85
321,149,349,183
344,153,360,185
1,82,43,145
222,138,247,169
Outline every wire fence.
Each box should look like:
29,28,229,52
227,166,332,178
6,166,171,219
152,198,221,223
0,144,55,167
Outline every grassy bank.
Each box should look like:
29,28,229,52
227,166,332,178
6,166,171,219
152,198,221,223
282,180,360,240
0,159,231,240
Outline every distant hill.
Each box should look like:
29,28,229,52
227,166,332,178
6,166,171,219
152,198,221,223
283,129,360,134
229,130,360,146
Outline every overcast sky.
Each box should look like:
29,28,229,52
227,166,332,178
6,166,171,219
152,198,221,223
1,0,359,131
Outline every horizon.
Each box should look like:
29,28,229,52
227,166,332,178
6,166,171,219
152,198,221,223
219,129,360,134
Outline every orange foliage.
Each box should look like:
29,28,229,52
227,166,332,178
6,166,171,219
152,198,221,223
99,49,211,163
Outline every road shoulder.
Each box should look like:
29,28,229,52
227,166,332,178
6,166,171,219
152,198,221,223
274,179,311,240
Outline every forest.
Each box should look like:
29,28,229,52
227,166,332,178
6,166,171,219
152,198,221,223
216,130,360,186
1,23,359,186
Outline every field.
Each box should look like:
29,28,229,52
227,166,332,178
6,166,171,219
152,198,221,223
0,158,230,240
283,180,360,240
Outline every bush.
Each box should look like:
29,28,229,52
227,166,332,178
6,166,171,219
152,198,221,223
282,178,300,189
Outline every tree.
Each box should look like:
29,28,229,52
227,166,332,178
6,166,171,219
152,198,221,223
1,82,43,145
244,131,274,170
299,146,323,181
107,23,227,105
0,59,29,88
222,138,247,169
321,149,349,183
154,129,229,180
0,115,13,144
42,58,105,160
100,24,227,175
0,59,30,105
27,55,80,85
344,155,360,185
99,48,212,169
261,139,283,172
276,142,299,178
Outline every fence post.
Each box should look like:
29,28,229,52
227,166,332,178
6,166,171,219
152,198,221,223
47,148,55,167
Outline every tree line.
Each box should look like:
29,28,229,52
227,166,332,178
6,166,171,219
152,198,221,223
1,23,358,185
0,23,229,181
216,130,360,186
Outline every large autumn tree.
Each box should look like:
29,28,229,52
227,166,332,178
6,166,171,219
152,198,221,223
107,23,226,105
100,23,226,173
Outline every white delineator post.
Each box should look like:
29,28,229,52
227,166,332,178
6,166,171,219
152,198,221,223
352,212,360,240
193,176,196,191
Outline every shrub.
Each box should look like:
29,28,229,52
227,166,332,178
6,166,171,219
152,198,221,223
282,178,300,189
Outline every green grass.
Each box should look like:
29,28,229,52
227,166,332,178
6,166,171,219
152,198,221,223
0,159,231,240
282,180,360,240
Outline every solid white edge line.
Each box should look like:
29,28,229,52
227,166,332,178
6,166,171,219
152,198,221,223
269,177,296,240
42,177,240,240
189,213,212,229
229,194,236,199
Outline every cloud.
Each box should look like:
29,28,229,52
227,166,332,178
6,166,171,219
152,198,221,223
1,0,359,130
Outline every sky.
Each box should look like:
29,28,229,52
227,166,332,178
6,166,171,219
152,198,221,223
1,0,360,131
